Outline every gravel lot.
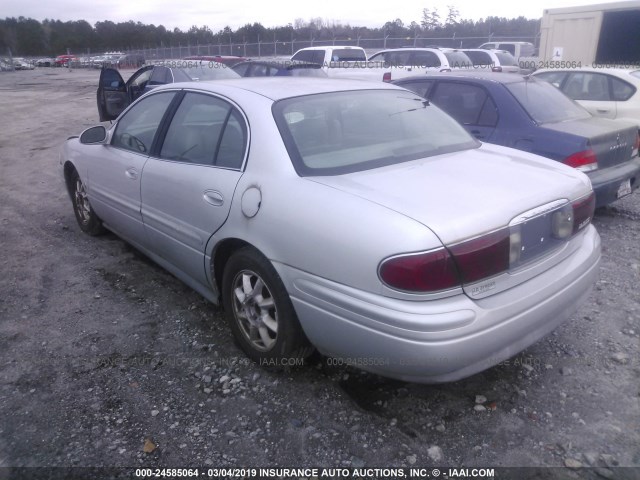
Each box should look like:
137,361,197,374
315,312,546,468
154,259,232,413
0,68,638,479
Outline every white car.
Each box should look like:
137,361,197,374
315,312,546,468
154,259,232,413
368,48,472,82
461,49,520,73
533,67,640,130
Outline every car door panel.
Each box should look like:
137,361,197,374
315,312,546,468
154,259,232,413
88,147,148,242
88,91,177,244
141,162,242,287
140,92,248,287
97,68,126,121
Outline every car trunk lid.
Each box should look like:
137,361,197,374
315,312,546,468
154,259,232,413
542,117,637,169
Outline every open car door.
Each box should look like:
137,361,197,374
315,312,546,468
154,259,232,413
97,68,128,122
98,66,155,121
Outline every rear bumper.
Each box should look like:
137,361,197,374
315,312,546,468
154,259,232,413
275,226,601,383
589,158,640,207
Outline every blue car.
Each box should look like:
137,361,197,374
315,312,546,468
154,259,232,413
394,72,640,206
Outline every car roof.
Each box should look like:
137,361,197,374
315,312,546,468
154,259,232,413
154,77,402,101
396,71,527,84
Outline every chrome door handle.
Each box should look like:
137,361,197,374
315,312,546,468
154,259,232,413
125,168,138,179
203,190,224,206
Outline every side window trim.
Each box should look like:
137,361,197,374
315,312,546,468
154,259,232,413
150,90,187,157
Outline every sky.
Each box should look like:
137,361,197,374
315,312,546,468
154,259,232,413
3,0,631,31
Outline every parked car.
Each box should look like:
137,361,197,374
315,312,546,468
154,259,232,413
461,49,520,73
367,47,472,82
394,72,640,206
232,60,327,77
117,53,145,69
97,60,241,121
62,77,600,383
35,57,55,67
532,67,640,130
11,58,34,70
478,41,536,60
54,55,77,67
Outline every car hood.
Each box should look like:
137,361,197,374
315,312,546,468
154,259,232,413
308,143,591,245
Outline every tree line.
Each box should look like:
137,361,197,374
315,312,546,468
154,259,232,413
1,9,540,56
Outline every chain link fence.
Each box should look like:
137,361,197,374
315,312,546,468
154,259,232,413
124,35,539,60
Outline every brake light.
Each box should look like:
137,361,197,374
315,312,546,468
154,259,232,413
379,229,510,292
564,150,598,172
380,194,594,293
448,229,510,284
572,192,596,234
379,248,460,292
382,72,392,82
492,66,503,72
633,132,639,158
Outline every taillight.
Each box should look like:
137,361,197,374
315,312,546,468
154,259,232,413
492,66,503,72
380,194,595,293
565,150,598,172
379,248,460,292
633,132,639,158
572,192,596,234
448,229,510,284
382,72,392,82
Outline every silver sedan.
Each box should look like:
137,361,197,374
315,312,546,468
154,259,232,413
60,78,601,383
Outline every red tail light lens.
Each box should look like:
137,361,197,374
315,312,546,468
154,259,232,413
572,192,596,234
633,133,639,158
565,150,598,172
449,229,510,284
379,248,460,292
380,194,594,293
382,72,392,82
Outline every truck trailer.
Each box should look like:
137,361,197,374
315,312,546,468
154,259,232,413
538,1,640,65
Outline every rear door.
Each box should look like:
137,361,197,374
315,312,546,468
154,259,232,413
140,91,248,287
562,72,617,119
429,81,498,140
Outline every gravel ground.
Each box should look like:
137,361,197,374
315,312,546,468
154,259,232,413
0,68,638,479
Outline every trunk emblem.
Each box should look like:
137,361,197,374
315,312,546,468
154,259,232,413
610,133,628,151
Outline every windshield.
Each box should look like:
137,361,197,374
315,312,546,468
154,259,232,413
506,79,591,124
273,90,478,176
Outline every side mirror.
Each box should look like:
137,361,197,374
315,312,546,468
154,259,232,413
80,126,107,144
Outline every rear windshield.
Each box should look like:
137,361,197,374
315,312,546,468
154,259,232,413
495,52,517,66
506,79,591,124
273,90,478,176
444,51,472,68
463,51,492,66
331,49,367,62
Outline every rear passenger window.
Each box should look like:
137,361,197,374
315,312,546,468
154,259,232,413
564,73,611,101
610,76,636,101
412,51,440,68
160,93,247,169
431,82,496,126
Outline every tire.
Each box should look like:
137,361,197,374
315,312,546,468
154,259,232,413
222,247,312,366
70,170,105,236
